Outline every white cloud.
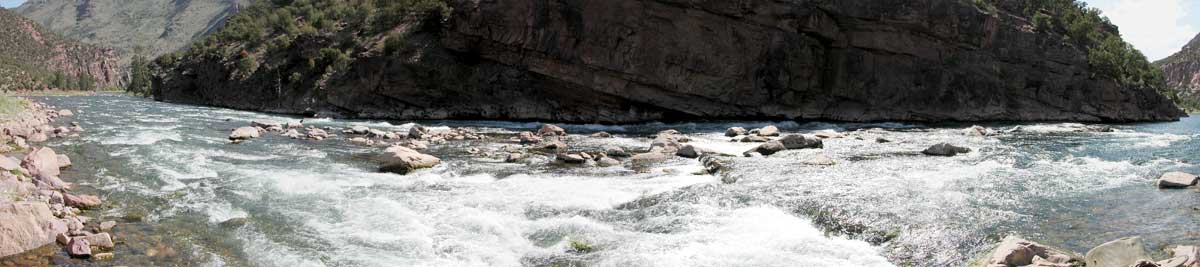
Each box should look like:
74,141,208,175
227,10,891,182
1096,0,1196,60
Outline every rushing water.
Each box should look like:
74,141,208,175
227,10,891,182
13,94,1200,267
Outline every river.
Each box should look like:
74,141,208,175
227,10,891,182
15,94,1200,266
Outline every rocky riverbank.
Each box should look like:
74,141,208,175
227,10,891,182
0,98,117,265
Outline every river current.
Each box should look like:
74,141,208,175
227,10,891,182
18,94,1200,266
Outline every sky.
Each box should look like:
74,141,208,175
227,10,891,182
1083,0,1200,60
0,0,22,8
0,0,1195,60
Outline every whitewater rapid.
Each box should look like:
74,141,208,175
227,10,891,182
30,95,1200,267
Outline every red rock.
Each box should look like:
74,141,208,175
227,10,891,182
67,237,91,258
20,147,60,179
63,194,102,209
0,202,61,257
0,156,19,171
81,233,113,249
56,154,71,169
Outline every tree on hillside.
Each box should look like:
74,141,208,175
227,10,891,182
128,55,153,96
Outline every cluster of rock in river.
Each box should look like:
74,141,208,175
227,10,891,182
225,120,1200,266
0,102,117,261
980,236,1199,267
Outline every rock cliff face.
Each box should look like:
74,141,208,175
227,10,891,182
153,0,1185,123
1158,33,1200,108
0,8,121,91
15,0,246,65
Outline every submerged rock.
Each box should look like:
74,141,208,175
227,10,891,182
305,128,329,140
251,120,282,130
555,153,588,164
1085,237,1153,267
801,154,837,166
922,143,971,156
229,127,261,141
505,152,525,163
378,146,441,174
1155,172,1198,188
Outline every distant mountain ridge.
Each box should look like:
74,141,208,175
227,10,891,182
0,7,120,91
14,0,247,65
1157,33,1200,109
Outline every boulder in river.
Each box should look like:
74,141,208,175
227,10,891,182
779,135,823,149
285,121,303,129
229,127,261,141
651,130,685,153
922,143,971,156
725,127,747,137
305,128,329,140
58,109,73,117
757,125,781,136
555,153,588,164
347,126,370,135
378,146,441,174
745,141,786,156
962,125,991,136
408,126,428,139
605,146,630,158
739,135,770,143
252,120,282,129
596,157,621,167
676,145,711,158
1155,172,1198,188
1085,237,1153,267
980,236,1081,267
537,124,566,136
518,131,542,144
591,132,612,138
